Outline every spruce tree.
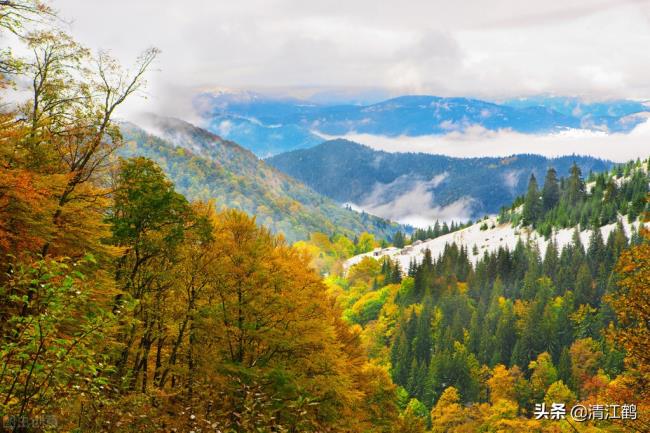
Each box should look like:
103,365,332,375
587,227,605,276
393,230,406,248
542,167,560,212
392,261,403,284
433,220,441,237
414,306,432,364
392,328,411,385
543,239,559,284
574,262,593,306
522,173,541,226
566,162,585,204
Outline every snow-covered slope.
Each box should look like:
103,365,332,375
344,216,647,272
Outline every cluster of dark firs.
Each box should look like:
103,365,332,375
339,205,649,431
394,220,473,248
501,160,649,237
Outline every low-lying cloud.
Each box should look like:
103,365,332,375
502,169,524,193
346,173,476,227
324,117,650,162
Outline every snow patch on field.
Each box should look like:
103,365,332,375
344,216,647,272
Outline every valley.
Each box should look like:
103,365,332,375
267,139,611,224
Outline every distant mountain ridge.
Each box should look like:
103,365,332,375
119,117,404,242
195,91,649,156
266,139,613,225
501,95,649,118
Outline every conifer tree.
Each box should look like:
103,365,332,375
522,173,541,225
393,230,406,248
542,167,560,212
433,220,441,237
574,262,594,307
587,227,605,275
566,162,585,204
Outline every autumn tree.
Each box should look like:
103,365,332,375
108,156,194,390
36,44,159,258
487,364,517,403
0,5,160,430
1,13,158,263
0,1,53,76
528,352,557,402
430,387,467,433
0,256,115,430
609,224,650,399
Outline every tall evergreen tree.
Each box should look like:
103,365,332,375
522,173,541,226
587,227,605,276
542,167,560,212
566,162,585,204
393,230,406,248
574,262,594,307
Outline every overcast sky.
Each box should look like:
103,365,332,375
52,0,650,110
38,0,650,162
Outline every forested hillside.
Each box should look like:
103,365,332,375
0,5,410,431
119,119,402,242
507,160,649,235
333,222,649,431
317,161,649,431
267,139,612,221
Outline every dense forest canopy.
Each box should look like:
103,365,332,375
0,3,404,431
0,2,648,433
307,163,650,432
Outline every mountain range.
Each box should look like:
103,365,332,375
195,91,650,157
119,116,402,242
266,139,613,226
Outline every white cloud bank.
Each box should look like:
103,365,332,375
343,173,476,227
321,117,650,162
